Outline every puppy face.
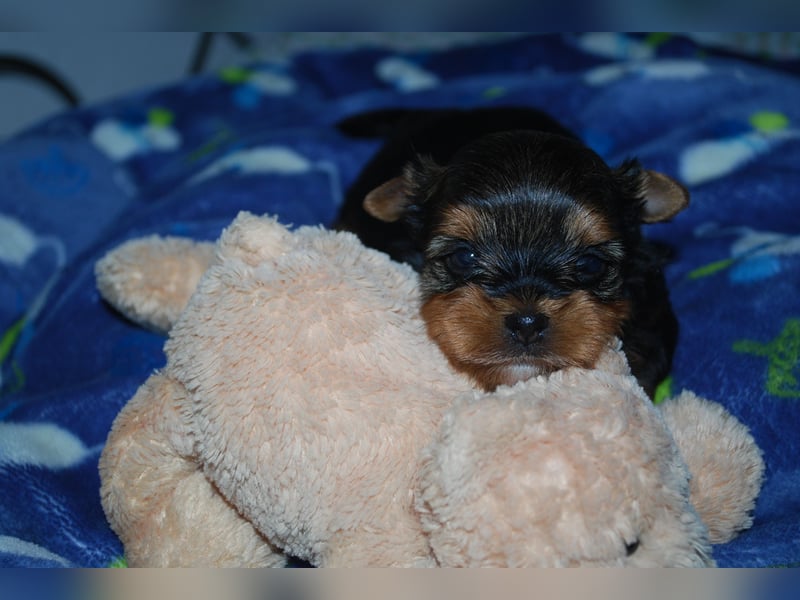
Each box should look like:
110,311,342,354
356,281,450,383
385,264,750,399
365,131,688,390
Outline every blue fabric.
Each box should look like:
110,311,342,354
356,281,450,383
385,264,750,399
1,33,798,567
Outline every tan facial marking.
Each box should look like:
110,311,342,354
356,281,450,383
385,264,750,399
421,284,630,391
433,204,487,241
564,206,617,246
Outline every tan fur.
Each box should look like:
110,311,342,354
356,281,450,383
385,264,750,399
363,176,410,222
422,202,627,391
433,205,487,241
543,291,630,369
565,205,618,246
434,203,616,247
96,211,763,567
640,170,690,223
422,286,629,391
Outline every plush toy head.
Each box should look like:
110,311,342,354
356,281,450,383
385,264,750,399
97,211,764,567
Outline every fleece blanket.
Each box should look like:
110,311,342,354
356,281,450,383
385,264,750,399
0,33,798,568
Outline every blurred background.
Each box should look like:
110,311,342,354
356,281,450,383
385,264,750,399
0,33,525,140
2,31,800,141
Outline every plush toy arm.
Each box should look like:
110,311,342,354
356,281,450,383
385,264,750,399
659,391,765,544
95,236,216,334
99,373,284,567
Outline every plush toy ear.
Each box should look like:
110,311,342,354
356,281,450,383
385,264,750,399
217,211,294,266
639,170,690,224
363,156,444,223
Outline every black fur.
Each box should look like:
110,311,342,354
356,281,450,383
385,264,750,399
334,107,682,397
335,107,575,269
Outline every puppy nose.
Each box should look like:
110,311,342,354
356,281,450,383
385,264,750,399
505,312,549,346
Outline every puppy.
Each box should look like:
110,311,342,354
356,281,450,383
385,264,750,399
334,108,688,397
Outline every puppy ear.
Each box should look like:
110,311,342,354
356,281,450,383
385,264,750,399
363,176,411,222
363,156,444,223
639,170,690,224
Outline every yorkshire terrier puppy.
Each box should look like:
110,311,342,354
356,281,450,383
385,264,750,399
334,108,689,397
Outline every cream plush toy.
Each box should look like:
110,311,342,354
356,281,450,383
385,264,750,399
96,211,765,567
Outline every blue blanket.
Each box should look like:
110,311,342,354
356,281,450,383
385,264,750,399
1,33,798,568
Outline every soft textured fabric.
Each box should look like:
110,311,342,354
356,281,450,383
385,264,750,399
0,33,798,567
97,213,760,567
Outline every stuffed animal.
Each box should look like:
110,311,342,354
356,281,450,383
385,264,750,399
96,211,765,567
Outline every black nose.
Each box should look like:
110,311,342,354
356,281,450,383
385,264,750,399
505,312,549,346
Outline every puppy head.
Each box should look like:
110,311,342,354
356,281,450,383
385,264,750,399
366,132,688,390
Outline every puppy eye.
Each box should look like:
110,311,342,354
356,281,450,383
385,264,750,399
445,247,479,277
625,539,640,557
574,253,607,282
